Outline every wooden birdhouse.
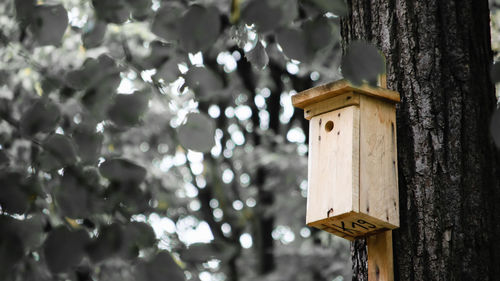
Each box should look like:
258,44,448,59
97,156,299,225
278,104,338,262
292,79,400,240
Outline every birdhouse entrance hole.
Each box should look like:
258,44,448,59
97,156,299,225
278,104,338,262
325,120,334,132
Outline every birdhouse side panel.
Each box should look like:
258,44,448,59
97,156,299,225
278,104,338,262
306,105,360,225
359,95,399,228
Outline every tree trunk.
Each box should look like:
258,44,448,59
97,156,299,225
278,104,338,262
341,0,500,280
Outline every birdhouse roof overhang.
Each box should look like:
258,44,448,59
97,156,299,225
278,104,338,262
292,79,401,109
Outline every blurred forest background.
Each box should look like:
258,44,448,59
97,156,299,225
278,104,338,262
0,1,499,281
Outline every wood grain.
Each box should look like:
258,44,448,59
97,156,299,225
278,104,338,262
303,92,360,120
364,74,394,281
367,231,394,281
359,95,399,227
306,106,359,224
292,79,400,109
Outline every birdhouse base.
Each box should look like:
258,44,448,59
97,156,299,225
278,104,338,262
308,211,395,241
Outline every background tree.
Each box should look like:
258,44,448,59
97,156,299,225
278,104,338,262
0,0,354,280
342,0,500,280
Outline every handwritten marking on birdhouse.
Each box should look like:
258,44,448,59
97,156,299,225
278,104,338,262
328,219,377,234
327,208,334,217
314,215,387,240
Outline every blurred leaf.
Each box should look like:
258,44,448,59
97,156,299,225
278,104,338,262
65,59,98,90
65,55,120,97
491,61,500,83
242,0,283,32
245,40,269,69
14,0,36,28
73,124,103,165
38,134,78,171
107,91,150,127
341,40,385,86
66,56,109,90
184,67,223,98
177,113,215,152
0,31,7,47
277,0,299,26
54,172,90,218
490,108,500,148
303,16,337,54
179,243,218,263
141,41,173,69
77,56,121,120
0,70,8,86
176,5,221,53
135,252,185,281
125,0,153,20
99,158,147,183
276,27,308,61
151,3,185,42
0,171,31,214
277,16,335,63
82,85,120,118
40,76,63,95
120,222,156,259
20,99,61,137
92,0,130,24
0,216,25,279
86,223,124,262
43,227,90,274
30,4,68,46
154,56,183,83
307,0,349,16
105,181,150,214
9,214,45,251
0,149,9,168
126,222,156,248
92,0,151,23
82,20,107,49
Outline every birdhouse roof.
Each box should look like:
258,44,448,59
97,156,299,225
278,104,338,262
292,79,400,109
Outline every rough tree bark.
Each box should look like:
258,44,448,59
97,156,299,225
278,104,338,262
341,0,500,280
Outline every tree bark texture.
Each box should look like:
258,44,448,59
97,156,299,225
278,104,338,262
341,1,500,280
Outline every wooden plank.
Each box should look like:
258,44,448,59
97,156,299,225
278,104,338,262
366,74,395,281
304,92,360,120
292,79,400,109
358,95,399,228
352,102,360,214
378,74,387,88
367,231,394,281
306,106,359,224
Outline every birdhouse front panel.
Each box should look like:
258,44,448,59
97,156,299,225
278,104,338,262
306,105,360,224
292,80,400,240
